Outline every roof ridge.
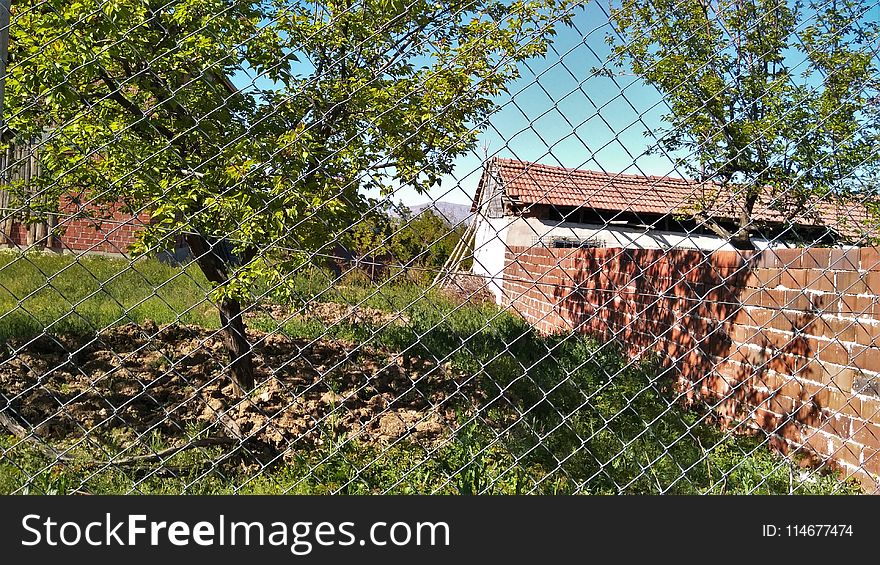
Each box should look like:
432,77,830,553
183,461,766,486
491,156,704,186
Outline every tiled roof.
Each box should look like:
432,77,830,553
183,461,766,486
474,157,872,239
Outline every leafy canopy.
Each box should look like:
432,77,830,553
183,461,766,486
7,0,575,296
609,0,880,236
344,204,469,283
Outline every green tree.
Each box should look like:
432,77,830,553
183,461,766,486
609,0,880,249
6,0,574,394
340,204,469,283
389,208,468,278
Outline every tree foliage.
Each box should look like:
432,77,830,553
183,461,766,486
344,204,469,282
6,0,574,392
609,0,880,247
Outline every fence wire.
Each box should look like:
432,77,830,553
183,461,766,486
0,0,879,494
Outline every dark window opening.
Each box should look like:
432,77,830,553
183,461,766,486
542,205,844,245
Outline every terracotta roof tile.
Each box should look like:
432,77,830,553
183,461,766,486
476,157,871,240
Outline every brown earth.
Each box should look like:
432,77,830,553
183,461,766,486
439,273,496,304
0,322,478,462
246,302,409,327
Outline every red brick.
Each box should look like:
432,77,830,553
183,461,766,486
819,414,854,440
827,390,864,418
853,422,880,449
826,318,856,342
836,271,866,294
711,251,746,269
818,341,851,366
754,268,781,288
775,248,804,268
862,397,880,420
851,346,880,372
861,447,880,476
865,272,880,295
829,367,856,392
801,249,830,269
840,294,872,316
499,245,880,482
808,293,839,313
777,270,800,289
851,322,880,348
768,394,795,415
833,440,863,468
861,247,880,271
783,290,811,310
805,270,836,292
754,250,780,268
763,289,788,308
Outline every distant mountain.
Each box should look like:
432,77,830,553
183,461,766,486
407,202,474,226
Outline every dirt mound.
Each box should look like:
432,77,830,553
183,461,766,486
439,273,496,304
0,323,475,462
247,301,408,327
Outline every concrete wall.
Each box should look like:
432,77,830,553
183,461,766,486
472,215,511,302
506,216,784,250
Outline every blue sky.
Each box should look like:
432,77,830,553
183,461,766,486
391,0,880,208
393,1,680,208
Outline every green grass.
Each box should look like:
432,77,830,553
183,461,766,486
0,250,218,339
0,251,863,494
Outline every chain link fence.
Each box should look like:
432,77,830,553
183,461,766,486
0,0,879,494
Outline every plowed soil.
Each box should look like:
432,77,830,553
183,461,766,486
0,321,479,461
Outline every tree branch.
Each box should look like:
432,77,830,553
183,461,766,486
95,67,177,142
697,212,736,240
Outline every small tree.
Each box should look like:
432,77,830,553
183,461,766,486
341,204,469,283
6,0,574,394
390,208,468,278
609,0,880,249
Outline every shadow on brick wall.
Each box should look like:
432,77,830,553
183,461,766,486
543,247,827,462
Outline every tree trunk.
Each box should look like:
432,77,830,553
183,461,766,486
728,233,756,251
185,233,255,396
729,188,760,251
216,295,255,395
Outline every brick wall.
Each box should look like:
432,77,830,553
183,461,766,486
2,197,148,255
503,245,880,490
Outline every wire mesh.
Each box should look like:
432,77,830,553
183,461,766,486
0,0,879,494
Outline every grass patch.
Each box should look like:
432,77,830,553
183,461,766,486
0,250,217,339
